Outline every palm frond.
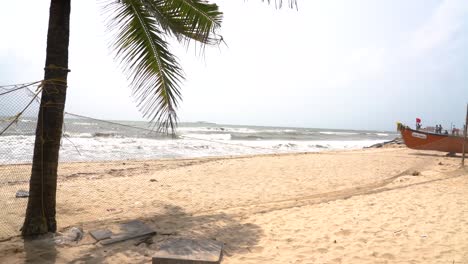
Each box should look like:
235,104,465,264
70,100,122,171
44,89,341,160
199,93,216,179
141,0,223,45
103,0,183,133
263,0,297,9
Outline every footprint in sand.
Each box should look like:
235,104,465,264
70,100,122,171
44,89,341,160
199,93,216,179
248,246,264,253
381,253,395,260
334,229,352,236
316,248,328,253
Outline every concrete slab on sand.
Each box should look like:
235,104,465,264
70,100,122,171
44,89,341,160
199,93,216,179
99,220,156,245
153,238,223,264
89,229,113,241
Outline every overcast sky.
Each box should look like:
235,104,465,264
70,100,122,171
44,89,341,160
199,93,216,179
1,0,467,131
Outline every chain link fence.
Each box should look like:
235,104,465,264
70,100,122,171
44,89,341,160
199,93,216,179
1,82,41,239
0,82,289,240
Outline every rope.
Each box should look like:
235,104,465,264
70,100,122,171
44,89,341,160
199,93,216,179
64,112,169,136
0,80,42,89
44,64,71,72
0,87,42,136
0,81,42,96
0,79,67,97
62,121,82,156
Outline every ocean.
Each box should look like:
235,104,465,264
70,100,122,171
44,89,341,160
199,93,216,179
0,117,398,164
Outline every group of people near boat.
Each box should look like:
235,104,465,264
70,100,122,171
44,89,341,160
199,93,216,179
435,124,447,134
416,118,462,136
435,124,462,136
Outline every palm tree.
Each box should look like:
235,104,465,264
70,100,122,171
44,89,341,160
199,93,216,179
21,0,296,237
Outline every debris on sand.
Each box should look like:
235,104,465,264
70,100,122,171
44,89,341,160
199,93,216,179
366,137,404,149
55,227,84,245
15,190,29,198
90,220,155,245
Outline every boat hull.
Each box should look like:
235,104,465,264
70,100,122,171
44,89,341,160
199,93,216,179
398,124,467,153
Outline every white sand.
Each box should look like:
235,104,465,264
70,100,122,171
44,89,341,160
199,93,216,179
0,147,467,263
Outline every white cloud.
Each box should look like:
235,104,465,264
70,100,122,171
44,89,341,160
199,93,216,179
324,47,387,89
410,0,468,56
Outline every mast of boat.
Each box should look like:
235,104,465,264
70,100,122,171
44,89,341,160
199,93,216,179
462,104,468,167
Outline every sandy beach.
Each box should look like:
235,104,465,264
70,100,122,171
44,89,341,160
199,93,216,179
1,147,467,263
2,1,467,263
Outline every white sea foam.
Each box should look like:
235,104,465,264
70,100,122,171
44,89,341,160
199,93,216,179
183,133,232,141
176,127,219,133
63,132,93,138
319,131,359,136
73,122,98,126
0,134,388,164
257,129,298,133
176,126,297,134
19,119,35,123
376,133,389,136
0,120,395,164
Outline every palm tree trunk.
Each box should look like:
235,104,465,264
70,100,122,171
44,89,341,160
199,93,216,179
22,0,71,236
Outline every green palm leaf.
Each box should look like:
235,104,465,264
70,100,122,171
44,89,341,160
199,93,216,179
263,0,298,9
142,0,223,45
104,0,182,132
102,0,292,133
103,0,222,133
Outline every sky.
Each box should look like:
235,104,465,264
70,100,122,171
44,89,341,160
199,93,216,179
1,0,468,131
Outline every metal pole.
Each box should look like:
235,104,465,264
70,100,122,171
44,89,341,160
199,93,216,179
462,104,468,167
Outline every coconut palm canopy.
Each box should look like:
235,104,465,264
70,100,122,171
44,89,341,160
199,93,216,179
102,0,297,132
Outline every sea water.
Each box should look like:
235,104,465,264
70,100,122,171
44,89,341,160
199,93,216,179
0,117,398,164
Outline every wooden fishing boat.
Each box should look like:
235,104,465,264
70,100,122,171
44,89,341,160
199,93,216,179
397,123,467,153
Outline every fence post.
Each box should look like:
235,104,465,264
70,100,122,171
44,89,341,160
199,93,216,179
462,104,468,167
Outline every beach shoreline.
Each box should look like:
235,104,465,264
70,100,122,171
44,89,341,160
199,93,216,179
1,147,467,263
1,118,398,164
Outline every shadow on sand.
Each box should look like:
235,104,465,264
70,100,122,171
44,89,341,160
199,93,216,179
69,204,263,263
23,234,58,264
410,152,462,158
